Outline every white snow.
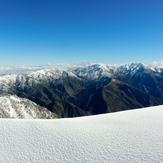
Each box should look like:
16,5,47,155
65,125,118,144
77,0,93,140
0,95,57,119
1,105,163,162
10,95,21,102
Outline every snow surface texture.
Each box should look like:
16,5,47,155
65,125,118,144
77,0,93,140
0,95,57,119
1,105,163,163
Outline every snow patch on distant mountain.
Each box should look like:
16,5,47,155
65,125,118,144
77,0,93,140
0,68,81,95
0,95,57,119
74,63,149,80
0,62,163,95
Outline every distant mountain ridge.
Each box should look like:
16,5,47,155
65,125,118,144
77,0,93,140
0,62,163,118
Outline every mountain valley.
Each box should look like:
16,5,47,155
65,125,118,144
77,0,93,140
0,63,163,118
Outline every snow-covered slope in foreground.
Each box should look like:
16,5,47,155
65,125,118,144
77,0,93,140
1,106,163,163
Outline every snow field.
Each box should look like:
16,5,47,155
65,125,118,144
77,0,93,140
0,105,163,163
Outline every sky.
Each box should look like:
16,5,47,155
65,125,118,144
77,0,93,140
0,0,163,66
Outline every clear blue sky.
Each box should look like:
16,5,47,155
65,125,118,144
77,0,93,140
0,0,163,66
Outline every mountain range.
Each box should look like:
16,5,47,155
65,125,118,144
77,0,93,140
0,62,163,118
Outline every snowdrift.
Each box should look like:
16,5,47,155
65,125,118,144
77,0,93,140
1,106,163,162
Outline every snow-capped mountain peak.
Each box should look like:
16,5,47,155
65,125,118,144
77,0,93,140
118,63,146,75
0,62,163,96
